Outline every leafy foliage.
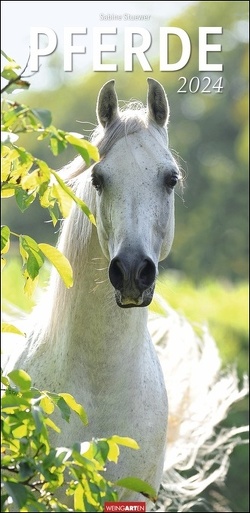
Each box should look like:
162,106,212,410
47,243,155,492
1,369,155,512
1,51,97,295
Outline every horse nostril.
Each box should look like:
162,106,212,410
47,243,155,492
137,258,156,289
109,255,156,293
109,258,125,290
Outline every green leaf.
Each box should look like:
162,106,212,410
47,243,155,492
8,369,32,391
1,225,10,253
1,322,25,336
107,440,120,463
44,417,61,433
20,235,44,280
50,168,96,225
40,394,55,414
5,80,30,94
65,134,99,165
38,243,73,288
42,449,57,469
15,146,34,168
1,58,21,71
46,393,72,422
96,440,110,464
35,158,52,180
31,108,52,128
1,50,14,61
48,204,60,226
21,170,49,192
59,393,88,425
115,477,157,502
31,404,44,433
2,109,19,129
12,424,28,439
49,135,67,155
51,182,73,218
3,482,28,509
15,188,36,212
1,374,9,387
56,396,72,422
19,461,35,481
74,483,85,512
1,68,19,81
1,394,30,410
105,436,139,464
108,435,140,450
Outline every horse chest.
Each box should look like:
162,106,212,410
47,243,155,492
62,339,167,440
51,350,167,498
32,332,168,482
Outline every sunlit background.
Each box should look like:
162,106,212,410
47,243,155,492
1,1,249,511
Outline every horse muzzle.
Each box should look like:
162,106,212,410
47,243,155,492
109,254,156,308
114,287,155,308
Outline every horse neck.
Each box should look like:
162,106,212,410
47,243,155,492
39,194,148,368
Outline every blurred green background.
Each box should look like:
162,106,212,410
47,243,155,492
2,1,249,511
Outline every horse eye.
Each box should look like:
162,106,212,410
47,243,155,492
91,170,103,193
169,175,179,187
165,172,179,189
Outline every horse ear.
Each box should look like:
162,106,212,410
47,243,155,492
97,79,119,127
147,78,169,127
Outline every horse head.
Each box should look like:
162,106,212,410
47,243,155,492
92,78,180,308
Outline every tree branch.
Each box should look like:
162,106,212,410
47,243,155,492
1,53,38,94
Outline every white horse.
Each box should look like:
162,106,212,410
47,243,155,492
5,78,181,509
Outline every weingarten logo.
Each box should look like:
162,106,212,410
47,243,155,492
104,502,146,512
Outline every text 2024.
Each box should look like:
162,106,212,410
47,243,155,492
177,76,223,94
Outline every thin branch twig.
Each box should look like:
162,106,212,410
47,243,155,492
1,54,38,94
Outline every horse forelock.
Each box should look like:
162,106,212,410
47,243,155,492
94,105,168,155
60,102,168,183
